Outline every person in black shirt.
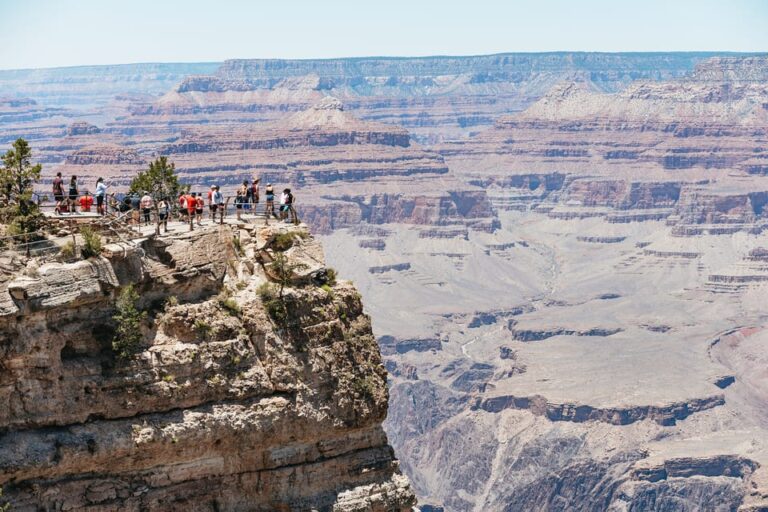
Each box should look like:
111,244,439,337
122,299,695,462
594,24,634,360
283,188,298,224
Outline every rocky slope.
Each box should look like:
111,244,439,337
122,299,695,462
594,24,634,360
0,221,415,511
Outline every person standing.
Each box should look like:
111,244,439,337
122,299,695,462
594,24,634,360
235,188,244,221
130,192,141,225
157,197,169,232
207,185,216,220
240,180,251,212
251,177,260,207
264,183,278,220
278,189,287,221
283,188,298,224
195,193,205,226
178,192,188,222
68,175,79,214
95,178,107,216
52,172,64,215
212,185,224,224
185,191,197,231
140,191,154,226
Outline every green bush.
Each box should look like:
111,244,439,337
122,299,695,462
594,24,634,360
112,285,147,361
80,226,102,259
232,236,244,256
271,232,296,252
257,282,286,323
59,240,76,260
194,319,213,340
269,252,308,297
220,297,241,316
326,267,338,286
353,374,379,400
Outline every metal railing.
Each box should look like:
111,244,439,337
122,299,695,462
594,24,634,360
1,194,302,258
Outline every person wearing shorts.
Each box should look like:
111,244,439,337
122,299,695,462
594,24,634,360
212,185,224,223
95,177,107,215
235,189,244,221
207,185,216,220
185,192,197,231
53,172,64,214
158,198,169,232
195,193,204,225
68,175,79,214
178,193,188,221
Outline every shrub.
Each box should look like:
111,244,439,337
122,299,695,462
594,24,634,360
257,282,286,323
165,296,178,309
320,283,334,297
353,374,379,400
112,285,147,361
0,485,9,512
269,252,308,297
271,232,296,252
80,226,102,259
194,319,213,340
232,236,244,256
326,267,338,286
59,240,76,260
220,297,241,316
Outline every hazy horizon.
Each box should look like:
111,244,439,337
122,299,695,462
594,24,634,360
1,0,766,70
3,50,767,73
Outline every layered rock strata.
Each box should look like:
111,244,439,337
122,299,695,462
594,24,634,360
0,222,415,511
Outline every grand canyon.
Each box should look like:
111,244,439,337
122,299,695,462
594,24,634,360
2,51,768,511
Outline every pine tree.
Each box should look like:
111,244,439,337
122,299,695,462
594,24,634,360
129,156,186,200
0,138,44,248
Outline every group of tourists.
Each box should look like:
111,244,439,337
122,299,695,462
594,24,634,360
233,178,297,224
51,173,298,232
52,173,108,216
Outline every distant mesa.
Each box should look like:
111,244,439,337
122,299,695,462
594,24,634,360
748,247,768,261
66,121,101,136
65,144,143,165
0,96,38,108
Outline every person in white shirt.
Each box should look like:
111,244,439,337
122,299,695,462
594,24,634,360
140,192,154,226
95,178,107,216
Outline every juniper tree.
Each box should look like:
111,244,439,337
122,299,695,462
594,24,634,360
0,138,44,245
129,156,186,200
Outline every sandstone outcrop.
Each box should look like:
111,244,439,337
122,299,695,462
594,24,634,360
0,222,415,511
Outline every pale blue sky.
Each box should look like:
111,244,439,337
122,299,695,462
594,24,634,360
0,0,766,70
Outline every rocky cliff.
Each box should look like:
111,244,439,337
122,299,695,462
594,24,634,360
0,222,415,511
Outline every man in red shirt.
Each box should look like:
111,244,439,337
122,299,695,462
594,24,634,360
79,191,94,212
207,185,215,221
185,192,197,231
